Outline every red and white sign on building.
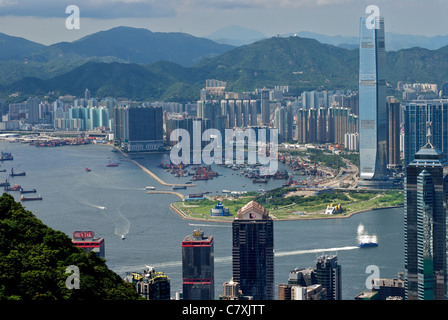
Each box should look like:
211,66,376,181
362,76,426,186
72,231,105,258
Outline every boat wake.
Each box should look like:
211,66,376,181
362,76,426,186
357,223,377,244
80,199,131,238
117,245,360,273
188,223,231,228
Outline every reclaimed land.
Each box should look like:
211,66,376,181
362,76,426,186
169,189,404,223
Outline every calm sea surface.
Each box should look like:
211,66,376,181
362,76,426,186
0,141,404,300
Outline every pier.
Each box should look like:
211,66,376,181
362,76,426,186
128,159,195,187
114,146,195,188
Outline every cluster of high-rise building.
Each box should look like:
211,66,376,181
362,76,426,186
356,13,448,301
125,201,350,301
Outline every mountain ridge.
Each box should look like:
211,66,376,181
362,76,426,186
2,32,448,102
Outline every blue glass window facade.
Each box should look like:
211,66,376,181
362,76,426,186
358,16,388,180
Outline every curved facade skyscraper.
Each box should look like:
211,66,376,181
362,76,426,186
358,16,388,182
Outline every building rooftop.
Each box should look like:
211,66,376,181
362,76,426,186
236,200,270,220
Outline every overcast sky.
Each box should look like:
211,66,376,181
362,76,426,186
0,0,447,45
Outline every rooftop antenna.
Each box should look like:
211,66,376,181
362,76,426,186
426,106,434,147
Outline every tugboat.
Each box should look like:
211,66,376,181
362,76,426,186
10,168,26,177
0,152,13,161
5,184,21,191
85,168,92,172
106,162,119,167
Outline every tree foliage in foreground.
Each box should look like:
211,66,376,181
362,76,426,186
0,193,142,300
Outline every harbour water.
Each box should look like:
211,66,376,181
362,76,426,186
0,141,404,300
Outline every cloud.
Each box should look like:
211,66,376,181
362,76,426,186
0,0,362,18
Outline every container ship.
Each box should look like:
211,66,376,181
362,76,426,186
20,189,37,194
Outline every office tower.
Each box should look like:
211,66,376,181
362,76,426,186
182,229,214,300
315,254,341,300
358,15,388,182
404,139,448,300
232,201,274,300
113,105,163,152
261,88,270,125
387,100,401,169
403,100,448,168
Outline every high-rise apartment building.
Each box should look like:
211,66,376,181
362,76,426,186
404,140,448,300
358,15,388,182
182,229,214,300
232,201,274,300
261,88,270,126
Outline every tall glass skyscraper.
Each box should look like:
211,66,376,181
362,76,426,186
358,15,388,182
232,201,274,300
404,142,448,300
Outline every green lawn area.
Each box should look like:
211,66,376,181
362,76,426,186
172,189,404,221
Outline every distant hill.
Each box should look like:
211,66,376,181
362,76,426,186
0,26,235,86
49,26,235,66
0,33,47,61
4,35,448,102
206,25,267,46
295,31,448,51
